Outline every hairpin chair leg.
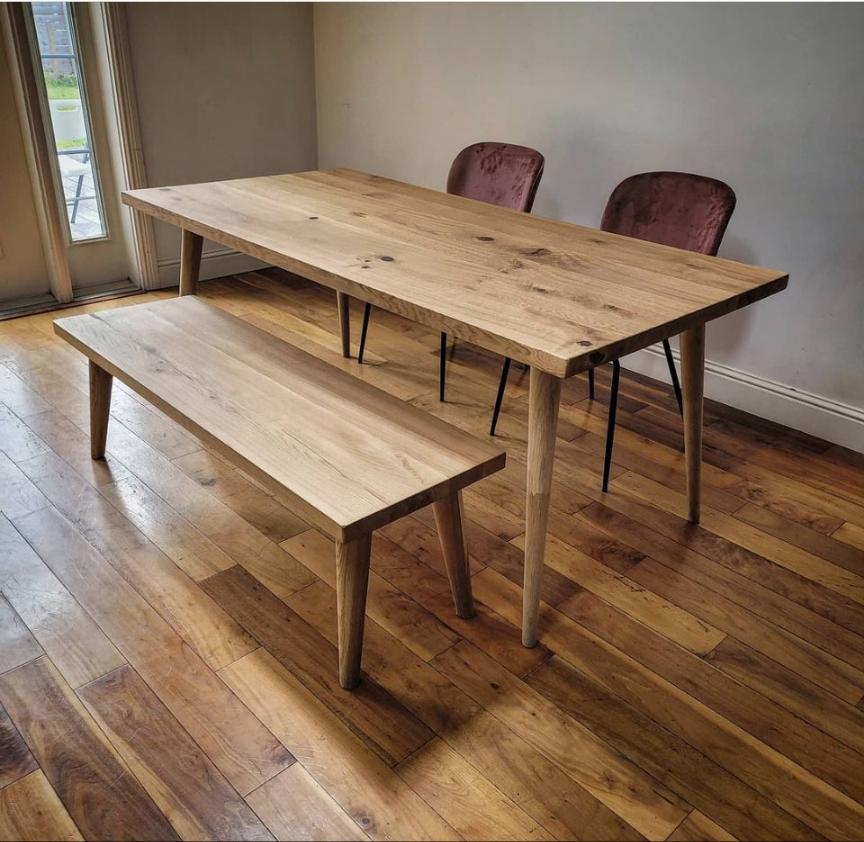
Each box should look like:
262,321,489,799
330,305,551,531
439,332,448,401
662,338,683,415
357,303,372,364
490,357,512,436
602,360,621,492
588,367,595,400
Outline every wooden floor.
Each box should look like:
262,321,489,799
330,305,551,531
1,269,863,842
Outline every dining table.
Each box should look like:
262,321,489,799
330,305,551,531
122,169,788,647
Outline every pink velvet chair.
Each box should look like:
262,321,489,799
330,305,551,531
491,171,736,492
356,142,545,401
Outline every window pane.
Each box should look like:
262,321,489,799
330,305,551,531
31,1,106,241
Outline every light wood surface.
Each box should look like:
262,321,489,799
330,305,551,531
54,296,505,541
88,361,112,460
523,368,562,646
179,230,202,296
336,534,372,689
1,275,862,841
432,491,475,619
122,169,787,379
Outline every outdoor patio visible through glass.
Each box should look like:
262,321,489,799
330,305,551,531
31,1,106,241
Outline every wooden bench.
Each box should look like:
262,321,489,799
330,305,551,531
54,296,505,688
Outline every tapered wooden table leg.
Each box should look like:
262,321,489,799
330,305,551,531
89,361,113,460
179,230,203,296
336,292,351,357
335,533,372,689
433,491,474,618
680,324,705,523
522,367,562,647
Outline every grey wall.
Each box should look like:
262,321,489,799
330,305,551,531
314,3,864,427
127,2,318,266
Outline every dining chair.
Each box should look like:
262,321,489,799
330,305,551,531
490,171,737,492
356,142,545,402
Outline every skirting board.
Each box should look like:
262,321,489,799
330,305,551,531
622,343,864,454
157,246,265,287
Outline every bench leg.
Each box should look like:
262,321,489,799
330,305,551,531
433,491,475,618
336,533,372,689
89,361,113,460
336,292,351,357
179,230,202,296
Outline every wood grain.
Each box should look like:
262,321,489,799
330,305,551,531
0,771,82,842
79,665,274,841
123,170,787,378
55,296,505,540
0,658,178,841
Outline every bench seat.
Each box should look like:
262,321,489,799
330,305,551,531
55,296,505,688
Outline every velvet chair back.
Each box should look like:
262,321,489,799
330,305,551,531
447,143,545,212
601,171,736,256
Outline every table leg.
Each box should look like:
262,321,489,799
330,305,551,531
179,230,202,296
89,361,112,460
336,292,351,357
335,532,372,689
680,324,705,523
523,367,562,647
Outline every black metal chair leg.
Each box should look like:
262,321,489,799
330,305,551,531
602,360,621,492
357,303,372,364
489,357,512,436
663,338,683,415
588,367,595,400
439,332,447,402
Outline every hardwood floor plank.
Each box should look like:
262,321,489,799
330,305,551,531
245,764,368,841
472,567,864,840
705,637,864,757
560,590,864,808
19,407,131,488
0,703,38,789
0,593,42,676
667,811,736,841
19,450,257,671
0,771,82,842
618,473,864,604
371,526,552,676
0,450,49,521
0,363,51,417
834,521,864,552
624,556,864,704
288,578,645,841
104,422,315,599
0,658,178,841
514,532,727,655
100,474,237,581
203,564,433,766
432,640,690,840
735,502,864,575
0,514,126,688
0,403,51,463
220,649,460,841
172,449,309,543
11,506,294,795
577,500,864,671
79,665,274,841
396,737,552,840
526,656,815,842
282,529,459,661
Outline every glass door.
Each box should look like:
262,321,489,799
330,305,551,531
26,1,132,293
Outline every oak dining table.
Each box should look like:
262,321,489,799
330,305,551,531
122,168,788,647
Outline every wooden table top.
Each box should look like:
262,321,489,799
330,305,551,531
123,169,788,378
54,297,505,539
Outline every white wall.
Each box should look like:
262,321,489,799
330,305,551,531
127,2,318,281
314,3,864,449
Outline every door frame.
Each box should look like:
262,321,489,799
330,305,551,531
0,1,157,308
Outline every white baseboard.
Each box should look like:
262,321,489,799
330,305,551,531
156,247,266,287
622,344,864,453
